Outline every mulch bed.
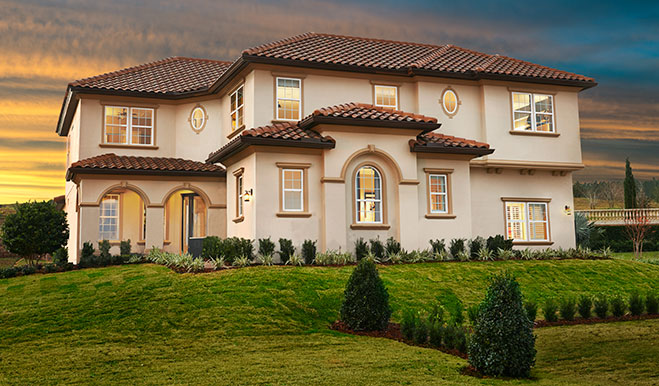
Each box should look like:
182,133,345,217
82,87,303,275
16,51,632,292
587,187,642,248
534,313,659,327
329,320,468,359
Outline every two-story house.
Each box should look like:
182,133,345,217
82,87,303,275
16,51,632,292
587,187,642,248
56,33,596,262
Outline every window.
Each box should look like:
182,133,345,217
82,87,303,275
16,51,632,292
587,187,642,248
276,77,301,121
355,166,382,223
190,106,207,133
505,201,549,242
374,85,398,109
99,194,119,240
282,169,303,211
104,106,154,145
441,88,459,116
512,92,554,132
237,174,244,218
230,86,244,131
429,174,448,213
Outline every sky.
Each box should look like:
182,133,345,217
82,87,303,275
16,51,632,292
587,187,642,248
0,0,657,203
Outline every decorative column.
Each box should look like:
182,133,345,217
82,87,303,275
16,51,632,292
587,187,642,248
145,205,165,252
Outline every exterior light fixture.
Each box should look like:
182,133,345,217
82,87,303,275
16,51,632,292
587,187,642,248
243,189,253,202
564,205,572,215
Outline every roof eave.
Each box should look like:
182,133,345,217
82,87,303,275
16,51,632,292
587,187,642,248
409,68,596,89
207,136,336,164
66,167,226,181
411,144,495,157
299,115,440,132
242,54,411,76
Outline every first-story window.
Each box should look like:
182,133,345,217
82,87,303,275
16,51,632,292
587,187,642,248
282,169,303,211
374,85,398,109
511,92,554,133
99,194,119,240
237,174,244,217
355,166,382,223
104,106,154,145
429,174,448,213
505,201,549,242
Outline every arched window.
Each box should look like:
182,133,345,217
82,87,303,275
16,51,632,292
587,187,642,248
355,166,382,223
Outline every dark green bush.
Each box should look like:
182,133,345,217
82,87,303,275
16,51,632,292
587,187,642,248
428,321,443,347
646,292,658,314
401,309,417,340
201,236,223,260
469,237,486,259
429,239,446,255
120,240,131,256
468,273,536,378
593,294,609,318
385,237,401,256
0,267,17,278
559,297,577,321
427,302,444,325
543,298,558,322
369,237,385,259
354,238,369,261
447,325,468,353
449,238,466,259
278,238,295,264
98,240,111,265
629,291,644,316
524,300,538,322
340,259,391,331
52,247,68,266
448,299,465,326
413,319,428,344
44,264,58,273
301,240,316,265
79,241,95,268
486,235,514,256
467,304,480,326
220,237,253,264
258,237,276,256
20,265,36,275
578,295,592,319
610,295,626,317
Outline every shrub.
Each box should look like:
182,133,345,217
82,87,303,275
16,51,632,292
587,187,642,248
445,325,468,353
401,309,417,340
20,265,36,276
232,255,251,268
258,237,276,256
202,236,223,260
646,292,659,314
413,318,428,344
524,300,538,322
593,294,609,318
468,273,536,378
486,235,514,256
209,256,225,269
427,302,444,325
221,237,253,264
79,242,95,268
98,240,111,265
467,304,480,325
385,237,401,256
354,238,369,261
340,258,391,331
120,240,131,256
43,264,58,273
469,236,486,259
52,247,68,266
257,253,274,266
497,248,514,260
314,249,354,265
629,291,644,316
542,298,558,322
369,238,385,259
577,295,592,319
559,297,577,321
286,253,304,266
429,239,446,255
428,321,443,347
448,299,465,327
449,238,466,259
477,247,494,261
301,240,317,265
278,238,295,264
610,295,626,317
0,267,18,279
456,250,471,262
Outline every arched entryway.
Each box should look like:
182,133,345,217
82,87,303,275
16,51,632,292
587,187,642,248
97,186,148,253
162,188,208,256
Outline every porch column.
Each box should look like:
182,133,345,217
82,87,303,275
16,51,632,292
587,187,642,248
398,183,419,250
78,204,100,263
145,205,165,252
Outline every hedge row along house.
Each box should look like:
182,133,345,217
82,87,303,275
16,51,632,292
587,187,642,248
56,33,596,262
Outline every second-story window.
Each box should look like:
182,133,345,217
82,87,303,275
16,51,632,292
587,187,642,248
230,85,244,131
104,106,154,145
374,85,398,109
512,92,555,133
276,77,301,121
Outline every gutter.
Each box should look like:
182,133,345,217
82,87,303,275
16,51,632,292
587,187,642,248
410,143,495,157
206,136,336,164
298,115,440,133
66,167,226,181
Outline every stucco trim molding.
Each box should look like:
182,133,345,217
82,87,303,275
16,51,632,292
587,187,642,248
500,197,552,203
339,145,404,183
471,159,584,171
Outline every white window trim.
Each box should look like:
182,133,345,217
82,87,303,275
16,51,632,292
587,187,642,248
429,174,448,214
442,89,458,114
374,84,398,109
355,166,383,224
511,92,555,133
276,77,301,121
99,194,120,241
237,174,244,217
104,106,154,145
230,85,244,131
281,169,304,212
504,201,550,242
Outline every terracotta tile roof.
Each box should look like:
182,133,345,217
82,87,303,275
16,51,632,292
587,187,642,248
310,102,437,123
241,122,330,141
67,153,225,180
410,132,494,156
243,32,595,84
70,57,233,94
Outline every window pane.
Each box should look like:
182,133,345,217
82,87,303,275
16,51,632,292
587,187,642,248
356,166,382,223
513,93,531,111
192,196,206,238
284,170,302,189
431,194,446,212
429,175,446,193
507,221,526,240
535,114,554,132
105,107,128,144
278,100,299,120
530,222,548,240
535,95,553,113
238,106,244,127
375,86,397,107
507,203,526,221
528,203,546,221
443,90,457,113
514,112,532,131
284,191,302,210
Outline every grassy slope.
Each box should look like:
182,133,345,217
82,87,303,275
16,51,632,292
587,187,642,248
0,260,658,385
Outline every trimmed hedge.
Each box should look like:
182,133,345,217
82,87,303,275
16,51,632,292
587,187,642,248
589,225,659,252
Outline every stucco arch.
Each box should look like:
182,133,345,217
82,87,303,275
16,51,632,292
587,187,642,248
95,183,151,206
339,145,404,183
159,184,212,207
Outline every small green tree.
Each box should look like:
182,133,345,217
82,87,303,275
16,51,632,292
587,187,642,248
468,272,536,378
340,258,391,331
0,201,68,266
624,158,637,209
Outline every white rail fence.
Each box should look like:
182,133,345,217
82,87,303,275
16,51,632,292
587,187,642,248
576,208,659,226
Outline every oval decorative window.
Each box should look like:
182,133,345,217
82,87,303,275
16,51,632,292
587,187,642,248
441,88,459,117
189,105,207,133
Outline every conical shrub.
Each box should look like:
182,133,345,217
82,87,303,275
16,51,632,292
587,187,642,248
340,258,391,331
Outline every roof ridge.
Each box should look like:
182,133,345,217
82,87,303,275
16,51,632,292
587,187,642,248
242,32,317,55
309,32,444,49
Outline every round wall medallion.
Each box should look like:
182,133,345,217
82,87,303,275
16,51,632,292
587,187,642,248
189,105,208,133
440,87,461,118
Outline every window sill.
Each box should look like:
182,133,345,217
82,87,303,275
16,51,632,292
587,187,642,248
425,213,456,219
232,216,245,223
509,130,559,137
137,240,145,245
513,241,554,246
350,223,391,230
276,212,312,218
163,240,171,245
99,143,159,149
227,125,246,140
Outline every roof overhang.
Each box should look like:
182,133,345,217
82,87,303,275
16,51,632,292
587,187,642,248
206,136,335,164
66,167,226,181
410,142,495,157
298,114,440,133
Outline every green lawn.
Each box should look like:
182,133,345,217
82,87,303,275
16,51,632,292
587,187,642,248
0,256,19,268
0,260,658,385
613,251,659,263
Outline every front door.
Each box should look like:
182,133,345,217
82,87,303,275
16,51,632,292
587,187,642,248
181,193,206,257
